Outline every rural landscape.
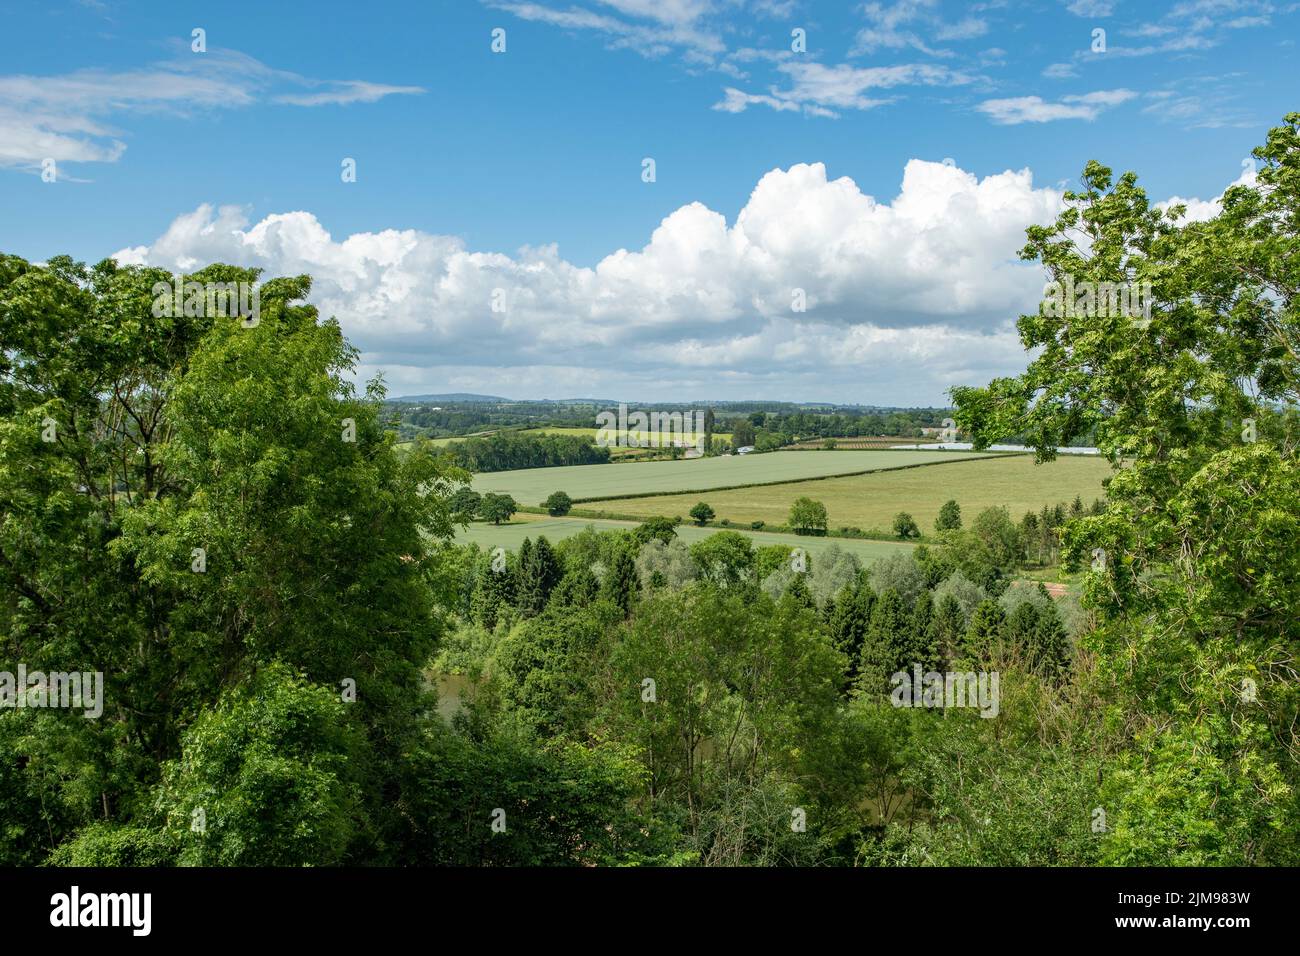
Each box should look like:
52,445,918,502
0,0,1297,925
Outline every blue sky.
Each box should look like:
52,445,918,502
1,0,1297,403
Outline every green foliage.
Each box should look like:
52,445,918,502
543,490,573,516
935,498,962,531
857,590,910,697
516,535,562,615
600,545,641,617
892,512,920,539
634,538,698,591
450,486,482,521
442,432,610,472
396,724,645,866
689,501,715,526
158,664,367,866
789,496,829,535
632,514,679,545
868,551,927,606
688,530,755,587
479,492,518,524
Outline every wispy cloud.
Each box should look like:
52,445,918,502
0,46,423,173
1065,0,1114,16
853,0,992,57
275,81,426,107
976,88,1137,124
485,1,725,58
717,61,977,117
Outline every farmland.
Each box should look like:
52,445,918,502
455,513,919,565
586,453,1113,534
394,425,732,457
469,448,997,504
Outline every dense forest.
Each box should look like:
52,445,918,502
440,432,611,472
388,400,955,447
1,116,1297,866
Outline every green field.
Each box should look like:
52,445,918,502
470,448,997,505
589,454,1113,534
455,513,919,564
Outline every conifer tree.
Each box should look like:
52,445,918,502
857,588,908,696
965,599,1006,660
600,546,641,617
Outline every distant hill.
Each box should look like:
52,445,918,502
390,393,621,405
388,393,511,404
388,393,952,411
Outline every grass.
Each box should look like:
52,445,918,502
588,454,1114,535
469,448,997,506
455,514,920,565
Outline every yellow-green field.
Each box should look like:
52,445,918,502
471,449,995,503
586,454,1113,533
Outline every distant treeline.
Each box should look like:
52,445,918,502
440,432,610,472
388,401,965,445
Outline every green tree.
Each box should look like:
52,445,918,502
543,490,573,516
892,512,920,539
517,535,563,615
688,531,755,587
857,589,909,696
472,548,516,629
789,496,829,535
689,501,715,526
964,599,1006,659
935,499,962,532
953,117,1300,862
479,492,518,525
632,515,679,545
158,664,366,866
635,538,698,591
600,546,641,617
828,582,874,684
450,486,482,521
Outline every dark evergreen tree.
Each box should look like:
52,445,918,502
549,564,600,609
518,535,563,615
600,547,641,618
928,593,966,665
906,590,940,673
783,573,816,610
965,599,1006,659
471,550,516,629
857,589,909,696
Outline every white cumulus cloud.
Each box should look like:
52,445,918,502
114,158,1078,403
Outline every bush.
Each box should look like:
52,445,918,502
789,496,829,536
543,490,573,517
751,520,765,530
892,512,920,539
689,502,715,526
